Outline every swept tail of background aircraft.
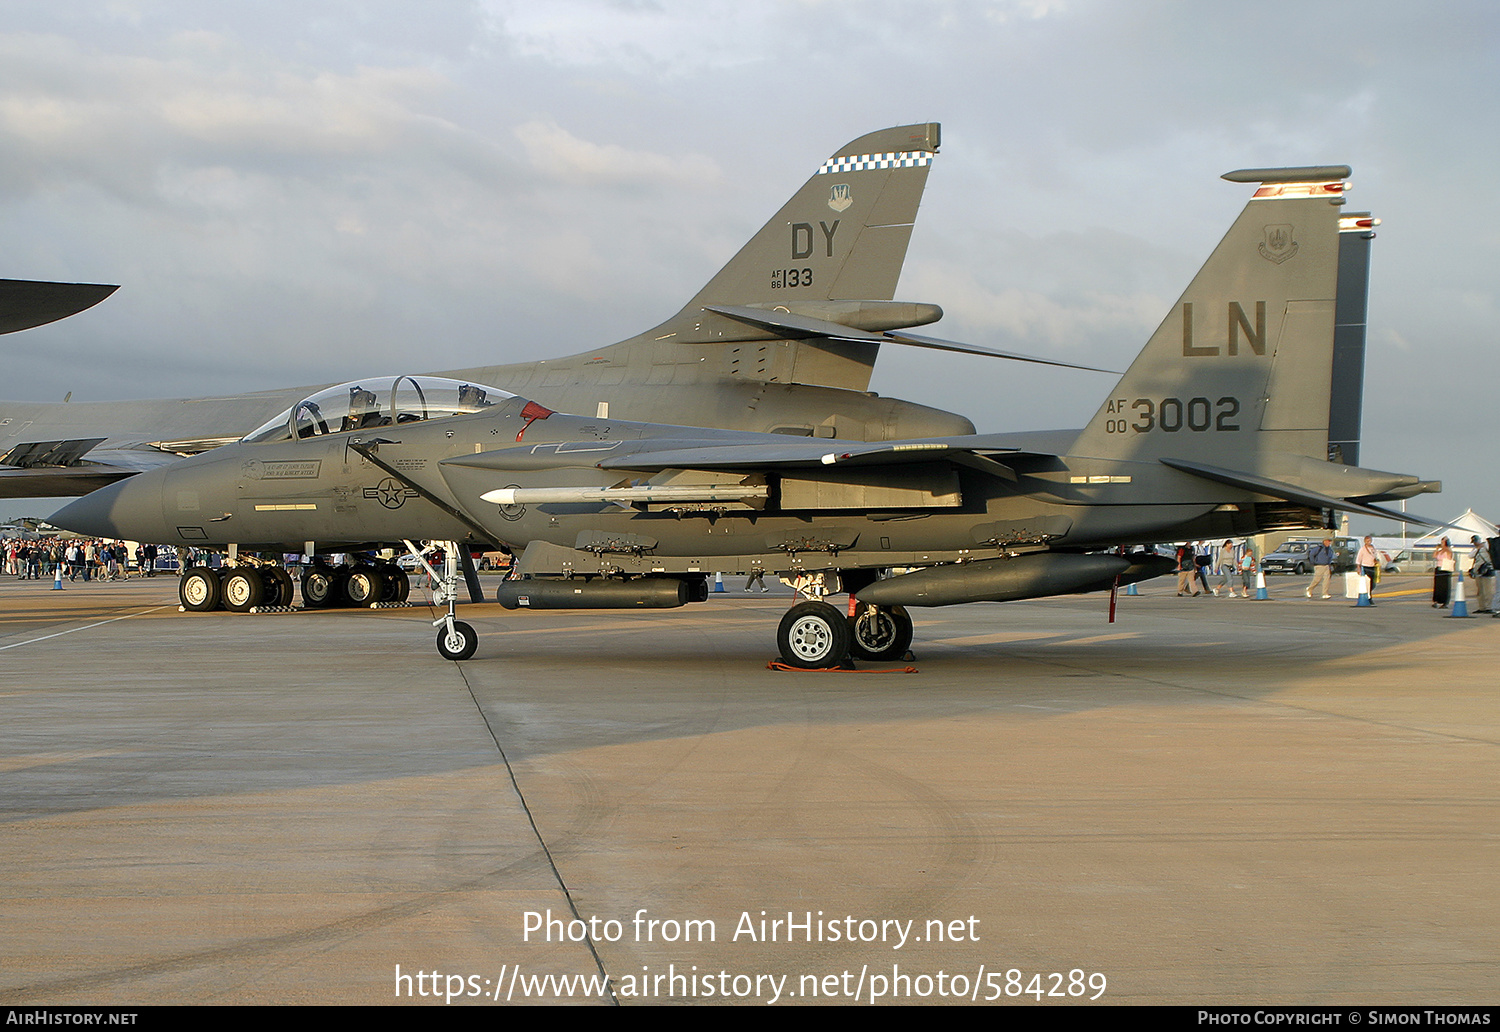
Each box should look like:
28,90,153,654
9,123,1115,499
441,121,1107,437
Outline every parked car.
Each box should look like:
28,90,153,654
1261,537,1356,575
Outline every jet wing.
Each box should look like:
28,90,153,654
600,437,986,471
443,435,1026,481
704,304,1117,374
0,464,135,497
0,444,187,498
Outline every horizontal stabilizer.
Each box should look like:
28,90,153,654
0,279,118,335
1161,458,1444,527
883,329,1117,373
705,304,1116,373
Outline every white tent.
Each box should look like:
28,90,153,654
1411,509,1499,547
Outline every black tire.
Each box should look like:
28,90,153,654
379,564,409,603
436,620,478,661
777,600,852,668
261,568,295,607
301,566,337,609
848,603,913,661
1294,562,1307,575
343,564,385,607
221,569,265,613
179,567,221,612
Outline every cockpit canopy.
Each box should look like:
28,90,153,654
243,376,517,444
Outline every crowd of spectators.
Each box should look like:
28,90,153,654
3,537,172,581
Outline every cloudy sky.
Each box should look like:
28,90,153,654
4,0,1497,529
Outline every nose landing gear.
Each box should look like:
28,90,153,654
405,539,478,661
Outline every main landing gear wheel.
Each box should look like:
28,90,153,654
343,564,384,607
848,603,914,661
378,564,409,603
261,567,295,607
221,569,265,613
179,567,221,612
436,620,478,661
301,566,337,608
777,600,852,668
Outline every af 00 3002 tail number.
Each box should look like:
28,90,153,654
1101,397,1241,434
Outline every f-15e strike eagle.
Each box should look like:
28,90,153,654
54,162,1440,665
2,123,1105,499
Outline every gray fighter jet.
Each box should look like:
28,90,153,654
1,123,1103,499
54,165,1439,665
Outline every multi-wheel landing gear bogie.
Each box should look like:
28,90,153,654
180,561,294,612
301,561,409,609
179,557,407,612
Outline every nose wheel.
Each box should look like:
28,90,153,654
436,620,478,661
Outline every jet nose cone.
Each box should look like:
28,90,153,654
51,477,144,540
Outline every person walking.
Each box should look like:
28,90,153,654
1238,547,1258,597
1357,535,1380,605
1176,545,1200,596
1215,540,1240,597
1306,538,1335,599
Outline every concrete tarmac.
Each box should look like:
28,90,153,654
1,571,1496,1006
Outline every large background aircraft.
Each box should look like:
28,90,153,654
1,124,1107,500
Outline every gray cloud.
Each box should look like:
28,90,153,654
2,0,1495,525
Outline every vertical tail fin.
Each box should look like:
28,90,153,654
1072,167,1352,472
682,123,941,310
609,123,944,394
